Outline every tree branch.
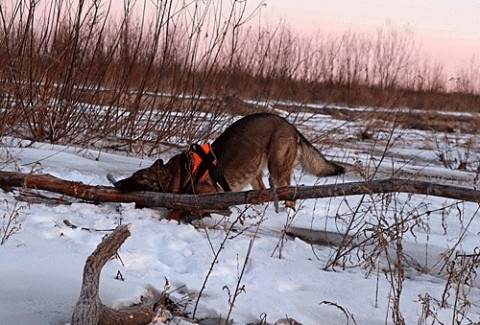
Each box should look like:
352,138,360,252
71,224,131,324
0,171,478,214
71,224,170,325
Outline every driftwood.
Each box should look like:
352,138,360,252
71,224,169,325
0,170,479,213
1,170,479,211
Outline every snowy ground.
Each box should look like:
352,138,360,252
1,108,480,324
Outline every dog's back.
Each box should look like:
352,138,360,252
211,113,344,191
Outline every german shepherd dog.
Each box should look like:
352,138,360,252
113,113,344,208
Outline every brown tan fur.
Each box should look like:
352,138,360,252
114,113,344,198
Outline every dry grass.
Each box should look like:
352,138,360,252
0,0,479,154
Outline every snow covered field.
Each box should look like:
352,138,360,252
1,107,480,324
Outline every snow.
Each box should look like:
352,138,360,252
1,110,480,325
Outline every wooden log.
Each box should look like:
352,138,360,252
0,170,479,213
71,224,168,325
71,224,132,324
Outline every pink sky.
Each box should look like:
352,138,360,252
263,0,480,73
34,0,478,74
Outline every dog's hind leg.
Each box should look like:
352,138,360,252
267,135,297,209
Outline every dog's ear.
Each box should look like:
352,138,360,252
152,159,164,167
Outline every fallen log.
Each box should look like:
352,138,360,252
71,224,169,325
0,170,479,213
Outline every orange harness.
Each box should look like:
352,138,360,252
184,142,231,194
190,143,216,182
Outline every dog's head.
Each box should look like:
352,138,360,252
114,159,171,192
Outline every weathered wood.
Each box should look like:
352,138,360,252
286,227,354,247
71,224,132,325
71,224,168,325
0,171,479,213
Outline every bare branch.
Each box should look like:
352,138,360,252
0,171,478,214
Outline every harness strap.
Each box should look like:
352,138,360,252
182,143,231,194
190,143,215,182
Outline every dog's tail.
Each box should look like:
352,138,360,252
297,131,345,177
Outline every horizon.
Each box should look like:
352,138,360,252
10,0,480,78
263,0,479,75
103,0,480,76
